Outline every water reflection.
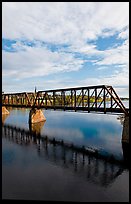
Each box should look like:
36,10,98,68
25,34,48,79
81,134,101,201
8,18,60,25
3,108,129,158
2,124,128,188
2,114,9,125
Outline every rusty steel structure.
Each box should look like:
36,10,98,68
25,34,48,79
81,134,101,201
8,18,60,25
2,85,129,115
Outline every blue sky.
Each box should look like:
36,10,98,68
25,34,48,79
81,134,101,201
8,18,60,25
2,2,129,97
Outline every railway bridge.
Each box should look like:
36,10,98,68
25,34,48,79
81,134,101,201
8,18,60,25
2,84,129,144
2,85,129,114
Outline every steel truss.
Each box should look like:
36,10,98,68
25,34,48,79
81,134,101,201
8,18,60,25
2,85,129,115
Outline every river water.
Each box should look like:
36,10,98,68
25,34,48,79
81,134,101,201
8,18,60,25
2,101,129,202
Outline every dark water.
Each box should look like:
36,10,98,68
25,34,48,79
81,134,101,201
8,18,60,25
2,102,129,202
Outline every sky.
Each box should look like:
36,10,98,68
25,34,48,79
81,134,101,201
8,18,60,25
2,2,129,97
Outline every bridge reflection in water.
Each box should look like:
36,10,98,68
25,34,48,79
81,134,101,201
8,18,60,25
2,114,10,125
2,122,128,188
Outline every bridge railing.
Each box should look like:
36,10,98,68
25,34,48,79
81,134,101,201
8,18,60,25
2,85,129,115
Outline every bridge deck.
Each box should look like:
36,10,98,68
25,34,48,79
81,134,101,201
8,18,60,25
3,103,129,114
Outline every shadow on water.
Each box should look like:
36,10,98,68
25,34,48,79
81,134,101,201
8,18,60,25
2,121,129,187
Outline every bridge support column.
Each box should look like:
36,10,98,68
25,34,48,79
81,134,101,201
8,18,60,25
122,116,129,144
2,106,9,115
29,108,46,124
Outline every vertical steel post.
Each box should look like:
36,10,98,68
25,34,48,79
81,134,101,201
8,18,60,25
88,88,90,112
74,90,76,111
23,95,25,105
104,87,106,113
45,93,47,108
11,95,13,105
110,87,113,111
38,96,40,106
82,89,84,107
53,91,55,109
63,91,65,110
71,90,73,107
21,96,22,105
95,88,97,108
8,95,9,104
25,95,26,106
61,91,62,106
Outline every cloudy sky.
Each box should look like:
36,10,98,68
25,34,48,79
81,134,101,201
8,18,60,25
2,2,129,97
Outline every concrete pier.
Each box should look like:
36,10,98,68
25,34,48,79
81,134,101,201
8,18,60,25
2,106,9,115
122,116,129,143
29,108,46,124
29,121,45,135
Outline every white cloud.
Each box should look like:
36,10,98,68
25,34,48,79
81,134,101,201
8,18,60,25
2,44,84,79
2,2,129,43
95,39,129,66
2,2,129,94
118,27,129,39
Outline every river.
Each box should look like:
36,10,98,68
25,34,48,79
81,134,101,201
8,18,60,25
2,100,129,202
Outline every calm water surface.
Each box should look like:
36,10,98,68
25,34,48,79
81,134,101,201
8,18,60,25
2,101,129,202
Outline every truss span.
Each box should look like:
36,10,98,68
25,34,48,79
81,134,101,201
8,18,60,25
2,85,129,115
